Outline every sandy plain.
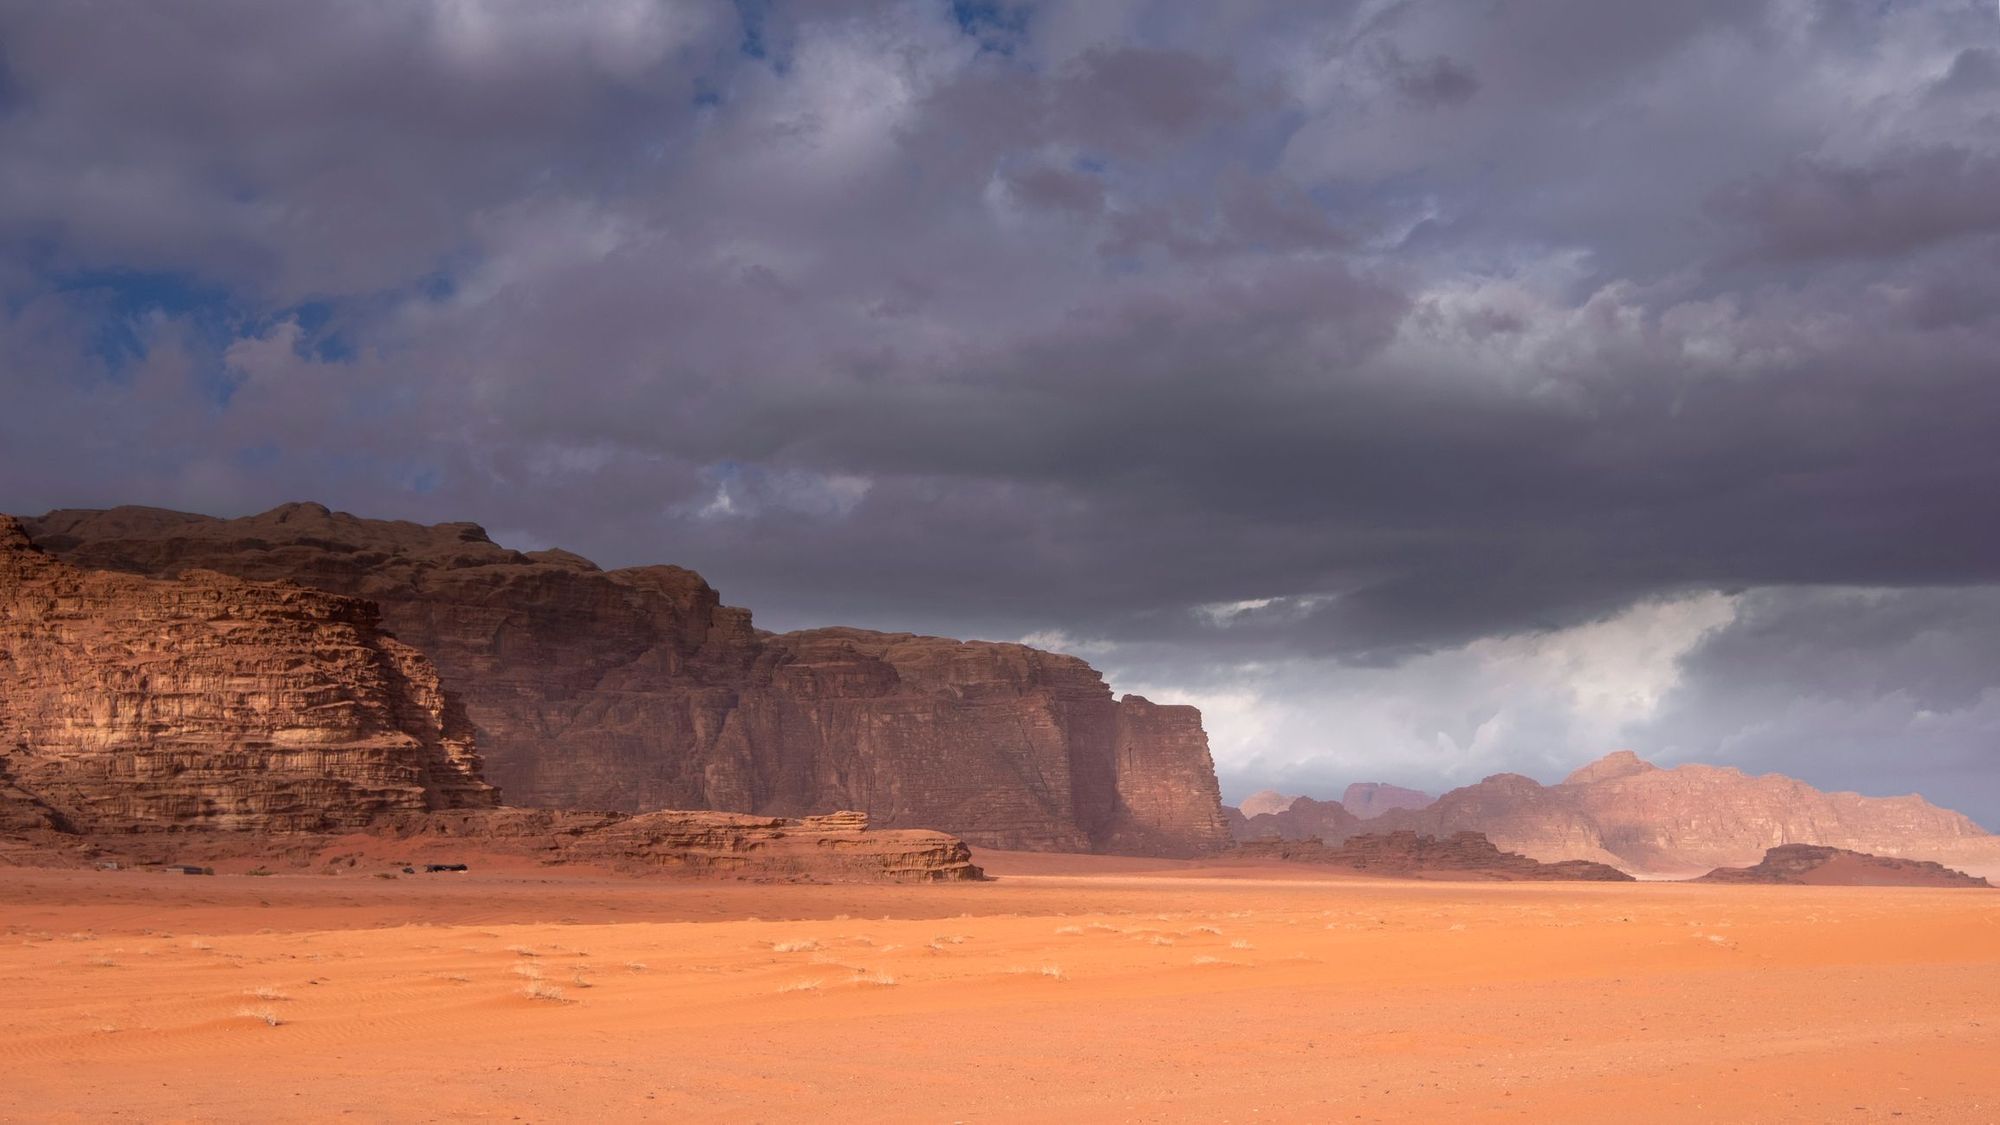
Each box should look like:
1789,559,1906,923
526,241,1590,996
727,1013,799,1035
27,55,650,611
3,849,1997,1123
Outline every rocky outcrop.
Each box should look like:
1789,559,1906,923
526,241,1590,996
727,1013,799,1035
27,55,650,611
1228,782,1435,841
1236,830,1634,881
1365,752,1999,876
25,504,1231,855
530,808,981,882
11,807,984,883
1695,844,1991,888
1341,782,1433,819
1229,796,1361,843
356,807,982,882
0,516,497,833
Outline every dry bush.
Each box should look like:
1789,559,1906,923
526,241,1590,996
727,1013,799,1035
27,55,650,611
236,1007,284,1027
523,979,567,1002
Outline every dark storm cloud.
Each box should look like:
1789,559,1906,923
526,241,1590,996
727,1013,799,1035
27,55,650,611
1638,588,2000,828
1711,147,2000,262
2,0,1999,810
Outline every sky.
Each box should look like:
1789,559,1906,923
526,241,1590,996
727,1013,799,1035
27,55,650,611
2,1,1999,825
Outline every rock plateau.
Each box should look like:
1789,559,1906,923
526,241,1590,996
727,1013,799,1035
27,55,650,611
0,517,980,882
1694,844,1991,888
25,504,1231,855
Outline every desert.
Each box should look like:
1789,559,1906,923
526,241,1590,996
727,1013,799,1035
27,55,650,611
7,503,2000,1121
10,3,2000,1120
5,854,1998,1123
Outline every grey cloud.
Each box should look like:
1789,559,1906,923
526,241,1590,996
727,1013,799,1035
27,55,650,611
1711,147,2000,263
1640,587,2000,828
1933,46,2000,98
1051,47,1249,155
2,0,1999,816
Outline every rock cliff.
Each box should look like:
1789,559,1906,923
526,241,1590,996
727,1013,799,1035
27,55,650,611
0,515,497,832
26,504,1231,855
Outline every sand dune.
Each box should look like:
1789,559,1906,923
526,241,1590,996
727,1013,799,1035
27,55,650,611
4,855,1996,1122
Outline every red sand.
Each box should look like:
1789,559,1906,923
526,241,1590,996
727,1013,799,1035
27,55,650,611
4,851,1997,1122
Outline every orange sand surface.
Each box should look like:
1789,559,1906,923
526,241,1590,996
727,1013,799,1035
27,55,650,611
4,851,1997,1123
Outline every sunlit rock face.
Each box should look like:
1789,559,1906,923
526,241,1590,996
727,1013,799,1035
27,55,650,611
0,515,495,833
27,504,1230,856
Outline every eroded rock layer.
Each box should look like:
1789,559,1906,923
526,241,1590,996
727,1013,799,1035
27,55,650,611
2,808,984,883
26,504,1231,855
0,517,496,832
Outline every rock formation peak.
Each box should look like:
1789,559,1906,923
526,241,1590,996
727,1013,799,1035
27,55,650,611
1236,789,1300,819
1561,750,1659,785
1341,781,1433,819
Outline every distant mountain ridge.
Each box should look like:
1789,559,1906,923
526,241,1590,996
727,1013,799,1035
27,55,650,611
1228,751,2000,878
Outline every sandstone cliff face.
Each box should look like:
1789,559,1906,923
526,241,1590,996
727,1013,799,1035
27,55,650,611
0,516,495,833
27,505,1231,855
1369,751,1999,876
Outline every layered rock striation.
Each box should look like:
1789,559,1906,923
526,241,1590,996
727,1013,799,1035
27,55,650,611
27,504,1231,855
0,516,496,833
411,808,983,882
